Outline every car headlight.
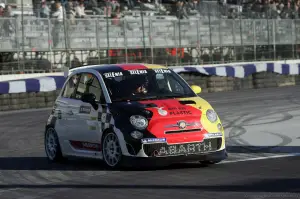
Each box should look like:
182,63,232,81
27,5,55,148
206,109,218,123
130,115,148,130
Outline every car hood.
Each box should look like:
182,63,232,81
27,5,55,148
111,97,204,118
111,97,222,144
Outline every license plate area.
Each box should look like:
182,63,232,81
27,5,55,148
143,138,221,157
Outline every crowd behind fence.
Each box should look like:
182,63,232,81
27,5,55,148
1,17,300,50
1,0,300,72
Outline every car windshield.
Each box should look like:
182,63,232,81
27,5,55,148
101,68,197,102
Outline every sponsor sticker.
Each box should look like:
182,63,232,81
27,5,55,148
79,106,91,114
168,107,192,115
141,138,167,144
155,107,168,116
128,69,148,75
154,69,171,74
103,72,123,78
82,142,101,150
157,141,213,157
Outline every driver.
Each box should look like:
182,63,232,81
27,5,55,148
132,75,148,95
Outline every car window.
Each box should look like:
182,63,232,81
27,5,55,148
74,73,105,103
62,74,80,98
101,69,196,102
155,73,184,94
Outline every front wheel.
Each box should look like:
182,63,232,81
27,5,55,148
101,132,123,169
44,127,64,162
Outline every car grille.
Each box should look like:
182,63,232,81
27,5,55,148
143,138,222,157
164,128,202,134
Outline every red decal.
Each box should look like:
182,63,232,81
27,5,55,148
70,140,101,151
116,64,147,70
139,99,206,144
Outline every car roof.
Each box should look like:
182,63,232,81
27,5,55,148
69,63,168,74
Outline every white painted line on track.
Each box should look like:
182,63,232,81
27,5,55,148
220,153,300,164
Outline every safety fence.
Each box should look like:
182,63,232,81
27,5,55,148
1,17,300,51
1,16,300,71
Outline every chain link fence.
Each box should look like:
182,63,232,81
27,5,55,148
0,2,300,74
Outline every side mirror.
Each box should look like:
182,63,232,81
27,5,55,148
81,93,98,110
190,85,202,94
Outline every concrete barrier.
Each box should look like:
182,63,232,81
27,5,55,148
0,61,300,111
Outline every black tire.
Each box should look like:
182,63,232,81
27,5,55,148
101,131,124,169
44,127,65,162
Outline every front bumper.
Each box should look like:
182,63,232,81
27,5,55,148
122,148,228,167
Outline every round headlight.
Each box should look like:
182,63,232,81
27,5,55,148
130,115,148,130
206,109,217,123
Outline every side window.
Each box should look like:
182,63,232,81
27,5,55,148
74,73,106,103
155,73,171,92
168,75,184,94
62,74,80,98
156,73,184,94
155,73,184,94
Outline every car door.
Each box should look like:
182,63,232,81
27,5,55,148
68,72,106,150
54,73,81,142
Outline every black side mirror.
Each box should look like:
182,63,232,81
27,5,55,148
81,93,98,110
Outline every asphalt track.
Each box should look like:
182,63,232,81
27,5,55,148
1,86,300,199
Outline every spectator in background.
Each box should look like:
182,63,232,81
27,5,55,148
292,3,299,18
187,0,199,10
75,1,87,17
88,0,102,15
126,0,137,9
75,1,92,30
176,0,189,19
0,3,5,16
104,0,112,16
280,2,293,18
111,0,121,14
66,0,76,24
40,0,50,18
51,2,64,48
52,2,64,20
111,13,120,25
2,5,14,36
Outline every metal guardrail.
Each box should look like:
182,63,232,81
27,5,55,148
0,17,300,52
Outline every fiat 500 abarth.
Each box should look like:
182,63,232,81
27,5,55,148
45,63,227,169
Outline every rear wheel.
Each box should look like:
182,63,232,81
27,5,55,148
102,132,123,169
45,127,64,162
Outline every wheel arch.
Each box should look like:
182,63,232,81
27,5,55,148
101,126,131,156
44,119,65,157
